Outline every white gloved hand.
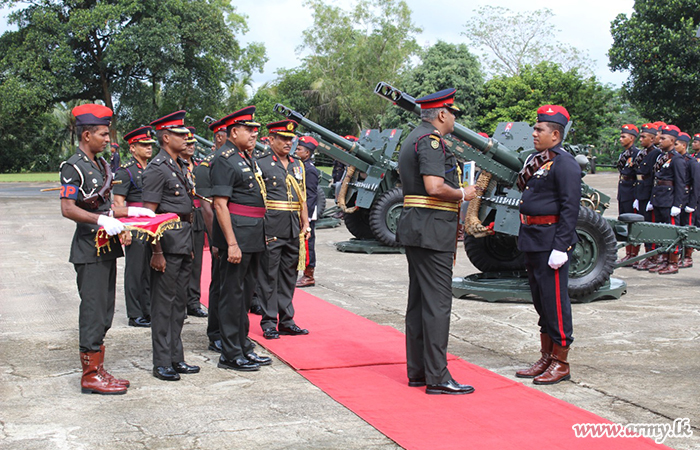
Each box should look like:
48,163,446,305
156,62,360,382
632,199,639,211
97,215,125,236
128,206,156,217
646,202,654,212
685,206,695,213
548,249,568,270
671,206,681,217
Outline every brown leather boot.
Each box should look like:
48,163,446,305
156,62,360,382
533,342,570,385
98,345,130,388
635,254,655,270
296,267,315,287
679,248,693,268
515,334,552,378
616,245,638,266
648,253,668,273
659,252,679,274
80,351,127,395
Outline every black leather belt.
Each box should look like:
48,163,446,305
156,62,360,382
178,213,193,223
619,175,635,182
655,180,673,187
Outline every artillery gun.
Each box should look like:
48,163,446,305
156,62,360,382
273,103,405,248
374,82,620,300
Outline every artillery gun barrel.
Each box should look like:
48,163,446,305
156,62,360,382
273,103,377,165
193,134,214,148
374,82,524,173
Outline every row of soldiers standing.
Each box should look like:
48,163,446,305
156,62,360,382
60,104,319,394
616,122,700,274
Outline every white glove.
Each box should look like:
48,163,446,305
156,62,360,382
671,206,681,216
128,206,156,217
97,215,125,236
548,249,568,270
646,202,654,212
685,206,695,213
632,199,639,211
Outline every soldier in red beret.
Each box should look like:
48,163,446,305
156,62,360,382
616,124,640,265
295,136,320,288
675,132,700,268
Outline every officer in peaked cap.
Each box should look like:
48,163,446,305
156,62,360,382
210,106,272,371
142,110,200,381
632,123,663,270
397,88,478,395
113,126,156,328
616,124,640,265
515,104,580,386
256,120,311,340
60,104,153,394
295,136,320,288
210,119,228,152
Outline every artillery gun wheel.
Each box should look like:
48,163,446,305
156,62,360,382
369,187,403,247
317,186,327,217
343,208,374,240
568,206,617,298
464,234,525,272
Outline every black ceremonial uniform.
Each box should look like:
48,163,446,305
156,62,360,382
679,153,700,227
113,158,151,322
633,144,662,222
397,121,460,385
518,144,581,347
210,141,266,362
60,149,124,352
303,156,320,268
141,149,194,367
617,145,639,214
188,159,205,312
651,150,688,225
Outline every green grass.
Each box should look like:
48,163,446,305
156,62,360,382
0,172,59,182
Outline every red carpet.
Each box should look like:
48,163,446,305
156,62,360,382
199,248,669,450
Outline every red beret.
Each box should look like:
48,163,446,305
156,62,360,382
678,132,691,143
477,132,489,138
344,135,359,142
298,135,318,152
640,123,658,135
72,104,112,127
537,105,569,127
661,124,680,138
694,133,700,141
621,124,639,137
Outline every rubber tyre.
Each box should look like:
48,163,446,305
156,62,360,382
568,206,616,298
464,234,525,272
344,208,374,240
368,188,403,247
316,186,326,218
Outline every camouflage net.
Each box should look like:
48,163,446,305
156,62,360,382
338,166,359,214
464,171,495,238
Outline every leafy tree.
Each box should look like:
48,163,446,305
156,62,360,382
463,6,594,78
476,62,613,144
299,0,421,133
609,1,700,131
591,90,649,166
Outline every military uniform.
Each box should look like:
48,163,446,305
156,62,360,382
296,136,320,288
187,157,207,313
113,157,151,323
617,144,639,214
650,150,687,225
141,147,194,368
210,140,266,363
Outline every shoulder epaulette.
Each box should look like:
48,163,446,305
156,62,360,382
150,156,166,165
222,148,237,159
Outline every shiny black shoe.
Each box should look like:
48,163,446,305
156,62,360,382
278,324,309,336
249,304,264,315
426,379,475,395
172,361,200,374
263,329,280,340
408,377,426,387
187,307,208,318
128,316,151,328
153,366,180,381
208,339,223,353
217,356,259,372
246,352,272,366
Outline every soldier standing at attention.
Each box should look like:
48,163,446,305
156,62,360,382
632,123,663,270
515,105,580,385
182,126,208,318
692,134,700,157
647,125,688,274
257,120,311,340
109,143,121,175
60,104,154,394
397,88,478,395
113,126,156,328
296,136,320,288
675,132,698,268
142,110,200,381
616,124,640,265
210,106,272,371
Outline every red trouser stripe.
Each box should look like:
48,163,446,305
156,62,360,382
554,269,566,347
689,213,693,226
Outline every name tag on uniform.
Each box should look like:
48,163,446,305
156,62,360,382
242,167,251,172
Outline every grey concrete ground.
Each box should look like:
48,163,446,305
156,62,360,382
0,173,698,450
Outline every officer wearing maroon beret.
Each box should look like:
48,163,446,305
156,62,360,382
648,125,688,274
397,88,478,395
674,132,699,268
113,126,156,328
632,123,663,270
295,136,320,288
60,104,153,395
616,124,640,264
256,120,311,339
142,110,200,381
210,106,272,371
515,105,580,385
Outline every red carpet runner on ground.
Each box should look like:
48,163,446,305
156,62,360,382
199,248,669,450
